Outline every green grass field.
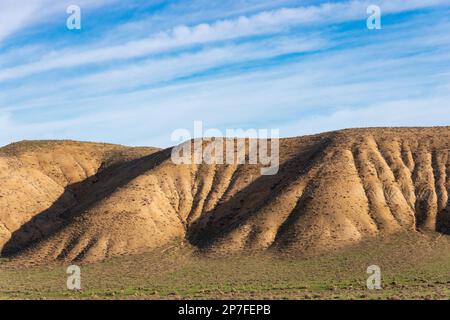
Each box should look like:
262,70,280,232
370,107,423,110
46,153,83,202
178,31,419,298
1,232,450,300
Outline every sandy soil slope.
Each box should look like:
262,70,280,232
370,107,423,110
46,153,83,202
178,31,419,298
0,127,448,263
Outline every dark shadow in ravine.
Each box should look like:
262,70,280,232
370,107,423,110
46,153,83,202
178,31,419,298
186,134,336,250
432,150,450,235
1,148,171,258
436,193,450,235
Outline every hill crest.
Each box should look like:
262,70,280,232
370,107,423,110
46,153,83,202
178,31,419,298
0,127,449,263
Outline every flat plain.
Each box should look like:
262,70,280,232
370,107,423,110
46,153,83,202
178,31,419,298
2,232,450,300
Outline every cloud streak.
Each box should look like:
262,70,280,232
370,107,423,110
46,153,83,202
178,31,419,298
0,0,449,147
0,0,448,82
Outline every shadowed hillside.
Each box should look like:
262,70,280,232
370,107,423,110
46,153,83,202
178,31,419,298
0,127,449,263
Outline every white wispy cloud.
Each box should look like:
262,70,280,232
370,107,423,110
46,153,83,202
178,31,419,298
0,0,117,44
3,13,449,113
0,35,326,103
280,97,450,138
0,0,449,147
0,0,447,82
0,0,44,43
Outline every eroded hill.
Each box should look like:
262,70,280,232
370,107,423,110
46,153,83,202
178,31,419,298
0,127,449,263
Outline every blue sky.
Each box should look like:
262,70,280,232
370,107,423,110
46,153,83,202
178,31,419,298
0,0,449,147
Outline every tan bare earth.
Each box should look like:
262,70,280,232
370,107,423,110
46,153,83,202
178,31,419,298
0,127,449,264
